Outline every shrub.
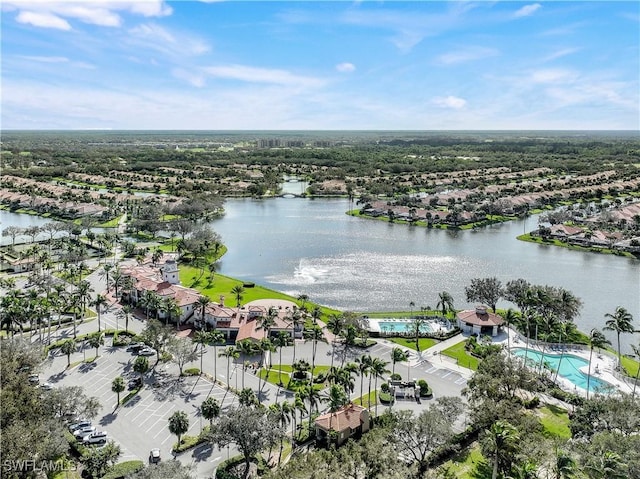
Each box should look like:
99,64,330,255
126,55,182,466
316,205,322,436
101,460,144,479
380,382,390,394
172,434,204,453
524,396,540,409
182,368,200,376
417,379,432,397
390,373,402,381
379,392,394,404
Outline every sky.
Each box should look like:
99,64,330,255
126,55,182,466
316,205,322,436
1,1,639,130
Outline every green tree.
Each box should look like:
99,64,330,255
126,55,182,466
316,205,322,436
269,400,292,465
61,338,76,367
586,328,611,400
168,410,190,447
370,357,390,416
355,354,373,405
82,441,121,479
168,337,199,376
86,332,104,358
92,294,109,333
192,330,210,375
231,285,245,307
196,295,211,329
133,356,149,381
111,376,125,407
219,346,239,390
208,330,225,385
465,277,504,313
324,384,348,444
390,347,408,376
482,420,520,479
436,291,455,317
207,405,282,479
603,306,634,370
200,396,221,429
273,331,292,389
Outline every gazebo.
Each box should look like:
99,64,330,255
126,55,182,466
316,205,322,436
456,305,504,337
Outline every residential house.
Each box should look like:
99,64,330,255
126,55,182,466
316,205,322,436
314,404,370,447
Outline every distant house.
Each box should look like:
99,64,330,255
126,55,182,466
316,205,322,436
314,404,370,446
456,305,504,337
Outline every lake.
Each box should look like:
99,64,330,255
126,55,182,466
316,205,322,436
2,200,638,353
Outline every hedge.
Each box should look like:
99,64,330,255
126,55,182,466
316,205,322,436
101,460,144,479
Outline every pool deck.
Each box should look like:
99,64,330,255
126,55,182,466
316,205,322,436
496,327,634,397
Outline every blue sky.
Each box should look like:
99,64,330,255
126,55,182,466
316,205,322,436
1,1,638,130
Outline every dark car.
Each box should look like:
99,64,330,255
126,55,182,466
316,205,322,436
128,377,143,390
127,343,146,353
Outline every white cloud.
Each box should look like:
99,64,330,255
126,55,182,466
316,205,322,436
16,11,71,30
18,55,70,63
514,3,541,19
203,64,326,88
432,95,467,109
336,62,356,73
5,1,172,29
128,23,210,57
542,48,579,62
172,68,206,88
436,46,499,65
530,68,577,84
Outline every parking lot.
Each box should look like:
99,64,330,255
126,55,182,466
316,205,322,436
43,340,237,476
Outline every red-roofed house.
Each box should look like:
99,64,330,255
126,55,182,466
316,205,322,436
456,305,504,337
314,404,370,446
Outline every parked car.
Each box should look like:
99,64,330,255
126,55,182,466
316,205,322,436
69,421,91,433
40,382,53,391
83,431,108,445
127,343,146,353
149,448,161,464
28,374,39,385
74,426,96,440
137,347,155,356
128,377,143,390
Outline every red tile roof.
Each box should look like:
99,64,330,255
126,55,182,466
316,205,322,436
456,308,504,327
315,404,367,433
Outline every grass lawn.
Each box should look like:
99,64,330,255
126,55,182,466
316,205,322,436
389,337,439,352
619,354,640,379
96,215,122,228
538,404,571,440
440,444,489,479
441,341,479,371
353,390,378,408
259,365,329,391
179,265,340,317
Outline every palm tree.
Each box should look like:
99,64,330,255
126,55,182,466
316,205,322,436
230,285,245,307
238,387,258,407
287,307,304,365
161,297,182,328
411,317,426,353
370,357,390,417
99,263,113,292
236,339,259,389
273,331,292,388
304,324,324,391
257,307,277,339
292,393,307,441
111,376,125,408
269,401,292,465
168,411,189,447
325,313,345,369
553,448,578,479
631,343,640,400
325,384,348,445
604,306,634,370
118,304,133,333
196,295,211,330
87,332,104,358
355,354,373,405
208,330,225,385
501,308,517,356
584,450,628,479
139,290,159,320
484,420,520,479
390,347,408,376
200,397,220,429
437,291,455,317
92,294,109,333
61,338,76,368
219,346,239,390
192,331,210,375
586,328,611,399
299,383,322,435
297,294,309,311
257,338,275,403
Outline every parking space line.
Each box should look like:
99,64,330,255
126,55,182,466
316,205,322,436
441,371,453,379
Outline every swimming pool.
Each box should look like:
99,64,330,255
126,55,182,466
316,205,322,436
377,320,434,334
512,348,613,394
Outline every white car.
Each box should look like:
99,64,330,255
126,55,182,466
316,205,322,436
83,431,108,445
74,426,96,440
137,347,155,356
149,448,161,464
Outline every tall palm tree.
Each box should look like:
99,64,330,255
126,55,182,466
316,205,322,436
161,297,182,328
200,397,220,429
325,313,345,369
230,285,244,307
300,383,322,434
631,343,640,400
192,331,210,375
257,307,278,339
390,347,408,376
304,324,324,391
292,393,307,441
604,306,634,370
75,280,94,320
273,331,292,389
586,328,611,399
208,330,225,385
355,354,373,405
325,384,348,445
370,357,390,417
436,291,455,317
196,295,211,330
287,307,304,365
118,304,133,333
92,294,109,333
269,401,292,465
236,339,258,389
257,338,275,403
484,420,520,479
501,308,517,356
99,263,113,292
219,346,239,390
